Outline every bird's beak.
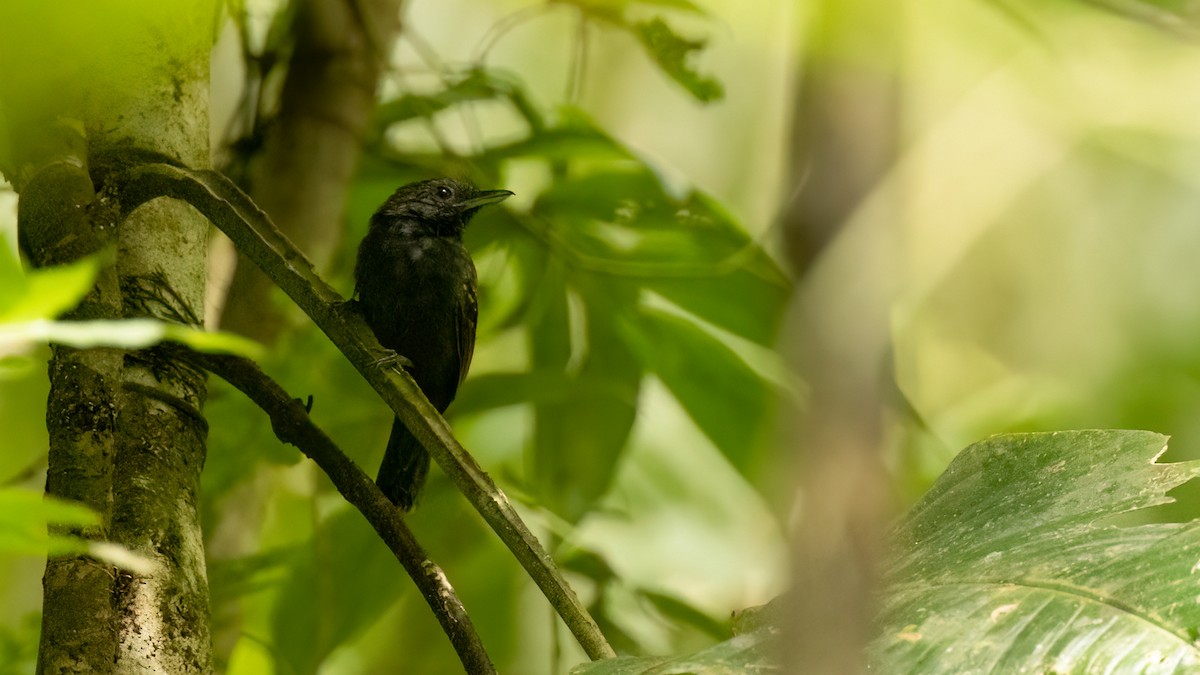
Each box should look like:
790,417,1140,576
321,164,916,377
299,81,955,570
459,189,514,209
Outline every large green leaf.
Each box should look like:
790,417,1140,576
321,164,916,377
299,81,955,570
534,170,789,344
0,251,107,323
526,264,641,522
626,308,772,473
0,318,262,360
872,430,1200,672
271,508,405,674
0,488,97,556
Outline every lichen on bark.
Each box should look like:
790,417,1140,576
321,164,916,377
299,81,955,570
0,3,219,673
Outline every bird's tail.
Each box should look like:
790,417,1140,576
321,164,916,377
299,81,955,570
376,417,430,511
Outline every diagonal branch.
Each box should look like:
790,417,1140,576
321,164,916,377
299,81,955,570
178,348,494,674
112,162,616,661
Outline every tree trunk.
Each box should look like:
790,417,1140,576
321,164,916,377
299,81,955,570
219,0,404,341
0,3,217,672
782,0,902,672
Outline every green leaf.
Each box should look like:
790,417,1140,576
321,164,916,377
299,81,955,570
0,488,98,556
0,612,40,675
478,109,630,164
645,271,789,347
526,265,642,522
161,324,264,359
453,371,572,413
470,214,548,332
209,546,299,618
558,1,721,102
272,508,405,674
871,430,1200,672
633,18,723,103
628,308,771,473
641,589,731,641
533,170,784,272
533,171,790,346
569,627,778,674
372,70,509,130
0,237,24,301
370,67,547,143
0,319,262,360
0,252,108,323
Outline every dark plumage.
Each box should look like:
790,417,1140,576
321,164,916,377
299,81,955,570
354,178,513,510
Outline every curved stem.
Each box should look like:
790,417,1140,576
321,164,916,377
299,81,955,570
180,349,495,674
113,162,617,661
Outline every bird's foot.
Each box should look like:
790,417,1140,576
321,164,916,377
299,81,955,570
371,348,413,372
293,394,314,413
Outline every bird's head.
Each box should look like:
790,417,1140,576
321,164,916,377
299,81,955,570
370,178,513,239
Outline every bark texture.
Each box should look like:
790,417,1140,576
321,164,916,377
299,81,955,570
0,3,217,673
219,0,404,340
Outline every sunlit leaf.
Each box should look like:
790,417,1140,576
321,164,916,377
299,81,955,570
625,308,771,473
0,354,37,380
0,238,24,299
0,488,97,556
645,272,789,347
162,324,264,359
0,318,262,360
871,430,1200,672
0,252,108,323
526,264,641,521
87,541,158,575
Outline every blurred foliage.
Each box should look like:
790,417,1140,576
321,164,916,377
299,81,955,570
13,0,1200,671
872,431,1200,671
568,626,775,674
202,0,790,673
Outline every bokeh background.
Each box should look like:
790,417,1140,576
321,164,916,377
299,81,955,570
5,0,1200,672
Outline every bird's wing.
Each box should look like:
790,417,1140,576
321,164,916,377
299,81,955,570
456,275,478,386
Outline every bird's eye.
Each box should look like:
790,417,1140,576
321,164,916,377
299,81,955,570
436,186,453,200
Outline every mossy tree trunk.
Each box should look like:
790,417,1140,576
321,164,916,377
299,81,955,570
0,3,217,672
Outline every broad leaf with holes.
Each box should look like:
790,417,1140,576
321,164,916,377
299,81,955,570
871,430,1200,672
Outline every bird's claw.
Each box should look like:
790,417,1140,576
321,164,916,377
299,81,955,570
371,349,413,371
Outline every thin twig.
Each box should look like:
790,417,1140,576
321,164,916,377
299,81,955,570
178,348,494,673
111,162,616,661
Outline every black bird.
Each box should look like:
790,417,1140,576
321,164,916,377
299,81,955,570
354,178,513,510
